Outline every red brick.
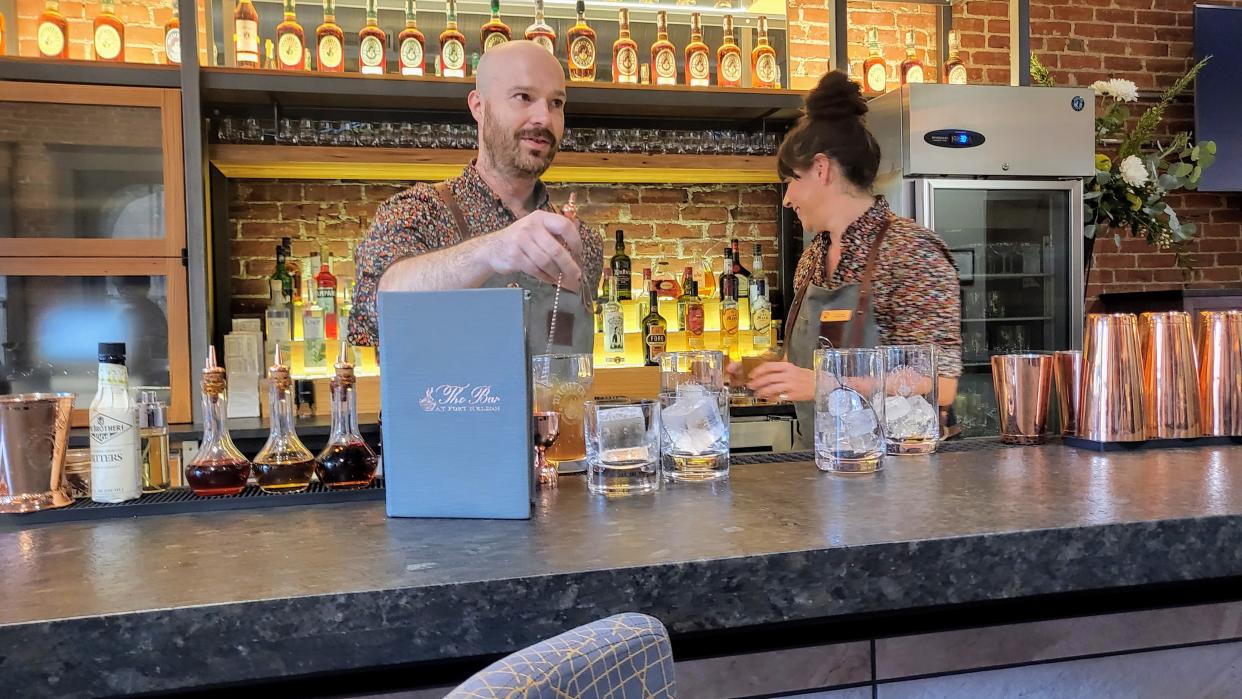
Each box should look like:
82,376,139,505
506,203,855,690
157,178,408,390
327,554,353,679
1112,269,1155,283
232,203,281,221
1053,6,1094,22
628,204,681,221
1094,8,1137,24
232,240,285,258
1193,238,1240,253
1198,267,1242,282
238,221,300,238
680,206,729,221
741,189,780,206
690,190,739,206
587,187,640,204
641,188,689,204
1091,253,1136,269
656,223,707,239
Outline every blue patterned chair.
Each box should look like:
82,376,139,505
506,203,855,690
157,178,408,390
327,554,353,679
444,613,676,698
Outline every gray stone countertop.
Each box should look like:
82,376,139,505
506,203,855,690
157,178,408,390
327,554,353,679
4,442,1242,697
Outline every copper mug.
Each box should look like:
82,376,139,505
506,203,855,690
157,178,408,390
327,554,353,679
1078,313,1145,442
1052,351,1082,436
991,354,1054,444
1198,310,1242,437
0,393,76,513
1140,312,1202,439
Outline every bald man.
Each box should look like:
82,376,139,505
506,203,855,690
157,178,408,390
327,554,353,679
348,41,603,355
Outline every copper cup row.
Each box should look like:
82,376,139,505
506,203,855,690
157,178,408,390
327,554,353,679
1060,311,1242,442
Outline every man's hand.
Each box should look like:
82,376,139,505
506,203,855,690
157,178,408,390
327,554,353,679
482,210,584,291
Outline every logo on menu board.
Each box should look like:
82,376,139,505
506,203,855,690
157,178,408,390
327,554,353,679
419,384,502,413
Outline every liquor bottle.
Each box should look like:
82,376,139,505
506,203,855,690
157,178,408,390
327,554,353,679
612,8,638,84
685,12,710,88
316,251,338,339
37,0,69,60
636,267,652,320
602,269,625,359
253,345,316,493
137,390,170,493
316,342,379,489
748,243,765,305
358,0,386,75
480,0,510,52
717,15,743,88
863,27,886,93
944,29,967,84
93,0,125,62
265,279,292,363
525,0,556,55
276,0,306,70
0,11,6,56
699,256,717,300
751,15,778,88
731,239,751,309
595,272,609,334
164,3,181,65
720,276,740,359
439,0,467,78
610,229,631,301
186,347,252,497
303,279,328,371
642,287,668,366
719,247,736,301
685,281,705,350
900,30,925,84
676,266,693,330
398,0,426,76
340,282,354,336
271,244,294,302
89,342,141,503
316,0,345,73
651,11,677,86
751,279,772,350
264,38,275,69
566,0,596,82
305,48,312,70
234,0,260,68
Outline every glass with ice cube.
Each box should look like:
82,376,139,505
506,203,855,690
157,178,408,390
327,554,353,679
659,351,726,393
814,348,886,474
585,399,661,496
660,387,730,482
880,344,940,455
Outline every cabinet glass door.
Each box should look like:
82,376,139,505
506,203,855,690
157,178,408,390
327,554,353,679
918,179,1084,437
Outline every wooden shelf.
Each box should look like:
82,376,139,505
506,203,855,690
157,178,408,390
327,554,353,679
200,67,805,124
0,57,180,88
209,144,779,183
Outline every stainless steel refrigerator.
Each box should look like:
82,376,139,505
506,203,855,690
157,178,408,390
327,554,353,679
869,84,1094,437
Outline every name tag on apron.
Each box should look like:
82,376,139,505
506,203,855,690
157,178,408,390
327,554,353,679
819,309,854,349
546,309,575,347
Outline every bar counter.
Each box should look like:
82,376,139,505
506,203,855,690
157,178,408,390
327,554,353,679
4,441,1242,697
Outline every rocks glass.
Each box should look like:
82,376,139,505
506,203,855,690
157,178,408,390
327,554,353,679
814,348,885,474
880,345,939,455
532,354,593,474
659,350,725,393
660,388,730,482
585,399,661,496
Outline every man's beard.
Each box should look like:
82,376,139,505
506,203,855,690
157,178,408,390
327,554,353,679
481,108,559,178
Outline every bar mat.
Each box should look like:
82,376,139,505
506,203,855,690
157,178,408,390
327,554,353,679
1063,435,1242,452
730,438,1017,465
2,479,385,526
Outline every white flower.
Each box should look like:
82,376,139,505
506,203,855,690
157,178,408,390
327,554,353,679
1119,155,1149,187
1107,78,1139,103
1091,80,1112,98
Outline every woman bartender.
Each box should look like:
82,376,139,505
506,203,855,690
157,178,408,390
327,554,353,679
741,71,963,447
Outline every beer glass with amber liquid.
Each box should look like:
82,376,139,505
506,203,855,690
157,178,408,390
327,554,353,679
533,354,593,472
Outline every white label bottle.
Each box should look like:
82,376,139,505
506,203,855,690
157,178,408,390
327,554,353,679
90,342,142,503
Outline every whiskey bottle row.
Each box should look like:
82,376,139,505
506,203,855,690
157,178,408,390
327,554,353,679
861,28,968,94
223,0,781,86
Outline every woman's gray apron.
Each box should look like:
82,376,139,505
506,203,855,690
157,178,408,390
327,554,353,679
434,183,594,357
784,219,892,450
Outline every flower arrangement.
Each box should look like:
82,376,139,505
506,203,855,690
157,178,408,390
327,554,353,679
1031,55,1216,268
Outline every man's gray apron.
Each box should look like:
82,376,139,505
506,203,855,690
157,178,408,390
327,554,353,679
434,183,594,357
784,218,892,450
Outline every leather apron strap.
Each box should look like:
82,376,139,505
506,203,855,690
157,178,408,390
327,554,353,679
433,181,472,241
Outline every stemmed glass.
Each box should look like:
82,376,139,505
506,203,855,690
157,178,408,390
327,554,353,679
532,411,561,488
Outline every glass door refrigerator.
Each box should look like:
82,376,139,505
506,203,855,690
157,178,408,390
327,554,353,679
870,84,1095,437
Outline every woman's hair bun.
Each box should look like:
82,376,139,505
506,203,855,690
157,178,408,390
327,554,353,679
805,70,868,123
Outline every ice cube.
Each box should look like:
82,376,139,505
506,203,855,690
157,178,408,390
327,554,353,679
663,392,727,454
598,406,647,449
601,446,651,464
827,388,863,417
843,408,878,437
884,395,911,423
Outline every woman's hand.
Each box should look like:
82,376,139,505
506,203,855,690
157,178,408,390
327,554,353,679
747,362,816,403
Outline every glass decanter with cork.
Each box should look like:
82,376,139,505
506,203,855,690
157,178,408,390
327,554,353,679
186,347,253,497
253,343,316,493
316,342,378,489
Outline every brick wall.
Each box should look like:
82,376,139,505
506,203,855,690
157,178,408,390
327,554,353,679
228,180,783,315
950,0,1242,307
12,0,207,64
